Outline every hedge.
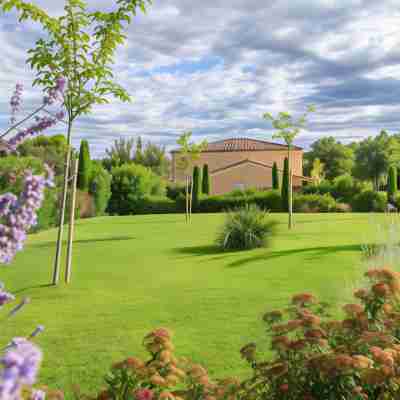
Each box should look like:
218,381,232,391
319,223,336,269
293,193,337,213
351,190,387,212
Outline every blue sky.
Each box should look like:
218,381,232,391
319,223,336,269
1,0,400,157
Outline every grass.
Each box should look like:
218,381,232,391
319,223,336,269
0,213,391,398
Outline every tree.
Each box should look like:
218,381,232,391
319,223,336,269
272,162,279,190
281,157,289,211
387,165,397,203
263,105,315,229
305,137,354,180
141,142,170,177
2,0,152,285
192,166,201,211
202,164,210,195
77,140,91,190
353,131,400,191
310,158,325,185
176,132,207,223
134,136,143,164
105,138,135,167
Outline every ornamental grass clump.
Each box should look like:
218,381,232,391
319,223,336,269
216,204,278,251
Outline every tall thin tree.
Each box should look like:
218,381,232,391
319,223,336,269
272,162,279,190
202,164,210,195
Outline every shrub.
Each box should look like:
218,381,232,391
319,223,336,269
202,164,210,195
192,166,201,211
134,196,181,214
387,165,397,203
332,174,360,203
335,202,352,213
351,190,387,212
216,204,278,251
89,161,112,216
293,193,337,212
166,183,186,200
77,139,91,190
272,161,279,190
301,179,333,196
281,157,289,211
107,163,166,215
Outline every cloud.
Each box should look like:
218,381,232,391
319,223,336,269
1,0,400,157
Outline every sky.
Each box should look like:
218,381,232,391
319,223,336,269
1,0,400,157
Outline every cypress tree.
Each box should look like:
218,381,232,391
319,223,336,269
281,157,289,211
77,140,91,191
272,162,279,190
192,166,201,211
202,164,210,195
387,165,397,202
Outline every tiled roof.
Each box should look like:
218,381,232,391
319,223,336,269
171,138,302,153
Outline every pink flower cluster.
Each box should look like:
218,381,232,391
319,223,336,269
9,84,23,125
43,77,66,106
0,166,54,264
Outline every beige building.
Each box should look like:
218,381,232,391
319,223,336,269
171,138,313,196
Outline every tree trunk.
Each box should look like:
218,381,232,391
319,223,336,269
185,176,189,223
65,155,79,284
52,122,73,286
189,176,194,221
288,147,293,230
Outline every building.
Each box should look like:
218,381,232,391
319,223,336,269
171,137,313,195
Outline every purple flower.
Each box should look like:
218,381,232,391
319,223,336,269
31,389,46,400
0,291,15,307
0,338,42,400
9,84,23,125
43,77,66,106
0,167,54,264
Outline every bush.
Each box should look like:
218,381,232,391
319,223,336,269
293,193,337,212
77,139,91,190
89,161,112,216
351,190,387,212
166,183,186,200
332,174,360,203
387,165,397,203
133,196,180,214
107,163,166,215
281,157,289,211
301,179,334,196
216,204,278,251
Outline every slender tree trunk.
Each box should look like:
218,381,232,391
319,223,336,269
288,147,293,230
185,176,189,223
189,176,194,221
52,121,72,285
65,155,79,284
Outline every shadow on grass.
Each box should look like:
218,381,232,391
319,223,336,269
227,243,362,268
32,236,136,248
172,245,222,256
13,283,54,294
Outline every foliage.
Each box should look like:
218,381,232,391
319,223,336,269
272,162,279,190
77,139,91,191
202,164,210,195
105,138,135,169
305,136,354,179
332,174,362,204
301,180,334,196
353,131,400,190
107,164,166,215
133,196,180,214
192,166,201,211
387,165,397,203
281,157,289,211
310,157,325,184
351,190,388,212
89,161,112,216
293,193,337,213
166,183,186,201
17,134,69,177
216,204,278,251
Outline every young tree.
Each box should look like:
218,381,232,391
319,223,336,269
1,0,152,285
310,158,325,185
105,137,135,167
263,105,315,229
202,164,210,195
176,132,207,222
192,166,201,211
134,136,143,164
281,157,289,211
272,162,279,190
387,165,397,203
77,139,91,190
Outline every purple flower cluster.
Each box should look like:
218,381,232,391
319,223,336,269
0,338,42,400
8,113,65,150
43,77,66,106
0,166,54,264
0,290,15,307
9,84,23,125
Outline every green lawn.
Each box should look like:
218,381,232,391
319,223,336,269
0,213,390,397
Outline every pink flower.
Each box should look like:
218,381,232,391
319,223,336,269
134,388,154,400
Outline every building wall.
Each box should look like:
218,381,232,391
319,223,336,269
172,149,303,182
210,162,307,195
